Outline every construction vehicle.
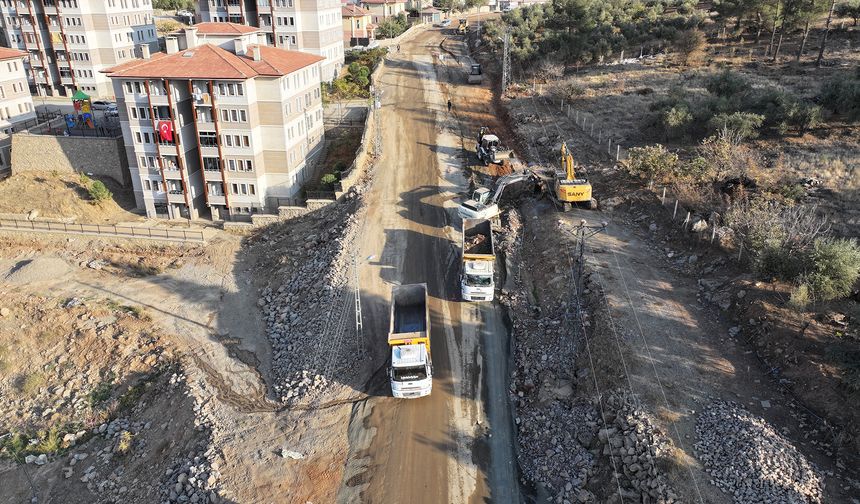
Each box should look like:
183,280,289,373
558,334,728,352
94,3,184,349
458,170,536,220
554,142,597,210
388,284,432,399
467,63,482,84
458,18,468,34
475,127,513,165
461,219,495,302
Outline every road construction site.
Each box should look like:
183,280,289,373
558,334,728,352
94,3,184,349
1,16,858,504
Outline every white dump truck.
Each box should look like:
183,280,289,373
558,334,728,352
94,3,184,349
461,219,495,301
388,284,432,398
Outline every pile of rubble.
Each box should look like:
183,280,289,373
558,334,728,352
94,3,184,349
498,207,679,503
695,400,825,503
258,190,366,404
599,392,680,504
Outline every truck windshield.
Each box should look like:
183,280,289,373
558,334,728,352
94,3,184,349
393,366,428,382
465,274,492,287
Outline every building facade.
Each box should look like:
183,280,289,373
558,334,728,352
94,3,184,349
0,0,158,98
104,23,325,221
359,0,406,25
199,0,343,81
0,47,36,173
341,3,374,47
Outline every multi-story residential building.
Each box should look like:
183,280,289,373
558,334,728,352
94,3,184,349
359,0,406,25
0,0,158,98
104,23,325,221
200,0,344,81
342,3,374,48
0,47,35,172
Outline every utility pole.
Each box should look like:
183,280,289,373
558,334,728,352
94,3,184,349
502,28,511,93
570,220,607,321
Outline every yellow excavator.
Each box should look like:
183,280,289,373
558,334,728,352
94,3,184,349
554,142,597,210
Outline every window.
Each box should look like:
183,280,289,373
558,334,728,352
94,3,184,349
143,132,151,144
249,184,255,195
230,109,238,122
224,135,233,147
239,110,246,122
135,131,142,143
130,107,137,119
231,183,238,194
144,179,151,190
242,136,249,147
228,159,236,171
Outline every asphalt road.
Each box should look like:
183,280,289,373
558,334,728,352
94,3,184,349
336,26,521,504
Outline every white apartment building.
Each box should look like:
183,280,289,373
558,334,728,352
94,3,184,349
0,0,158,98
104,23,325,220
199,0,344,81
0,47,35,172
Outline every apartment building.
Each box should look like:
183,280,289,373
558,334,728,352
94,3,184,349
199,0,344,81
0,0,158,98
104,23,325,221
359,0,406,25
0,47,35,172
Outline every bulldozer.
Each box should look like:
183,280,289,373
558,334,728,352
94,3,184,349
553,142,597,210
475,127,513,165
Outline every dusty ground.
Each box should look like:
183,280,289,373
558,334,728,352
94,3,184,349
0,172,142,224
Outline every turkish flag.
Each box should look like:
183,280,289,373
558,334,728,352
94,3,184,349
158,121,173,142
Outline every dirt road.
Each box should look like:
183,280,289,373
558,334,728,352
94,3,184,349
336,28,521,503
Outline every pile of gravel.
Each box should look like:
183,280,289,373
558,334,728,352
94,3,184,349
259,190,365,404
695,400,825,503
3,257,70,284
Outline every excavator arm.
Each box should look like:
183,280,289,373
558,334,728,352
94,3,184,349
489,171,536,205
561,142,576,181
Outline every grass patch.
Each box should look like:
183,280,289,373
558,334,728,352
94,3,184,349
0,344,9,374
88,373,115,407
18,372,45,396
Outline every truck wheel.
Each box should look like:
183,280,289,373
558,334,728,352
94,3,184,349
589,198,598,210
562,202,572,212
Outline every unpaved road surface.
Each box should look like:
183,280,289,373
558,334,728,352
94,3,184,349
336,27,521,504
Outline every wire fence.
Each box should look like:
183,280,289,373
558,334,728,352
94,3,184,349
549,96,632,164
0,219,205,243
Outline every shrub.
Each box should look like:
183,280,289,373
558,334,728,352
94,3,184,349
19,372,45,396
88,180,113,203
320,173,338,189
116,430,134,455
674,29,707,66
705,70,749,98
89,378,114,407
820,75,860,120
788,283,811,309
627,145,680,183
707,112,765,139
662,104,694,139
803,238,860,302
377,13,408,38
33,427,61,455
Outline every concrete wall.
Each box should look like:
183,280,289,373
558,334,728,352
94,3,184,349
10,133,130,187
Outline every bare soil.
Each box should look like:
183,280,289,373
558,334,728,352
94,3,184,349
0,172,142,224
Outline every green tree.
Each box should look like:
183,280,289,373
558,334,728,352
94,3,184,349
88,180,113,203
803,238,860,301
627,144,680,183
836,0,860,25
707,112,765,139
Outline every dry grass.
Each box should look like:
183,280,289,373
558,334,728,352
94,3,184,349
0,171,141,223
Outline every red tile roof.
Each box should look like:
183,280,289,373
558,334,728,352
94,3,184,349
0,47,27,61
103,44,323,80
360,0,405,4
342,4,370,16
185,22,262,35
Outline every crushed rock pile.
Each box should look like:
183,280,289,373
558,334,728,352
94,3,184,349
695,400,825,503
259,189,366,404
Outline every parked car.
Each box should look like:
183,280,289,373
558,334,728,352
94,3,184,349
105,105,119,117
176,9,192,16
439,19,451,27
91,100,115,110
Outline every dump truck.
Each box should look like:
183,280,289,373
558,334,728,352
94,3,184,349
388,284,432,398
475,127,513,165
461,219,495,301
467,63,483,84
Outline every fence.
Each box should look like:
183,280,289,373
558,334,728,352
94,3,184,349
0,219,205,243
546,95,632,164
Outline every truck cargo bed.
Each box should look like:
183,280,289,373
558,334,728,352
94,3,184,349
394,304,426,333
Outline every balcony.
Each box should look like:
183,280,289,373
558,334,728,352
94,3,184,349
149,93,169,106
55,58,70,68
196,120,216,132
167,191,186,203
157,141,177,155
203,169,224,182
60,75,73,85
208,194,227,206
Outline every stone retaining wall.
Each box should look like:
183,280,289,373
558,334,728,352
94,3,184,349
10,133,130,186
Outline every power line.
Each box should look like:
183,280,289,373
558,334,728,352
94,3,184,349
608,248,706,503
501,28,511,94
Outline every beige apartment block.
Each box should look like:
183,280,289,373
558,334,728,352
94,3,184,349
359,0,406,25
104,23,325,221
200,0,344,81
0,0,158,98
0,47,36,173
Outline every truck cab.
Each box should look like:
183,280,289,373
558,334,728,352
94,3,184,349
390,344,432,398
461,259,494,301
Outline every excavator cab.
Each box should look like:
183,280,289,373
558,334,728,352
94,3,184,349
554,142,597,210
